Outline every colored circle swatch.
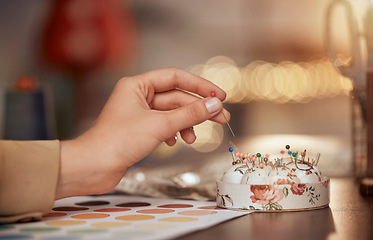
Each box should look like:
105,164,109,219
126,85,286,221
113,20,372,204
52,207,88,212
67,228,106,235
46,220,85,226
42,236,80,240
116,215,155,221
137,209,175,214
116,202,151,207
20,227,60,233
94,208,131,212
0,234,32,239
157,204,193,208
75,200,110,206
71,213,110,219
0,225,14,231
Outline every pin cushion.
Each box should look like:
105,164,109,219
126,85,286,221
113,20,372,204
216,145,330,212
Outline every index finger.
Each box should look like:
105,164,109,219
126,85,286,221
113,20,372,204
137,67,227,101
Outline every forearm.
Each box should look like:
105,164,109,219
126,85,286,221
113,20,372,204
0,140,59,223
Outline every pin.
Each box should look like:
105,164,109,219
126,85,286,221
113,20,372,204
264,157,268,166
211,92,236,138
229,147,235,163
259,162,264,169
301,150,306,163
314,153,321,166
294,157,313,171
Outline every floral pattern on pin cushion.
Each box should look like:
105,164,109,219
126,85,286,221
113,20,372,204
273,178,294,185
290,183,306,195
216,189,233,207
250,185,284,205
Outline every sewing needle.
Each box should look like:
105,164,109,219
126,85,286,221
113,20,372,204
211,92,235,138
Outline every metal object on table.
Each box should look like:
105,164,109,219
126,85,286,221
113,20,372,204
326,0,373,194
326,0,367,119
115,153,229,201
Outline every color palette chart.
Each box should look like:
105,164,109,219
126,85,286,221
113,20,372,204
0,195,250,239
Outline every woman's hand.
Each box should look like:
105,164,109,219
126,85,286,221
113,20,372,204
56,67,230,199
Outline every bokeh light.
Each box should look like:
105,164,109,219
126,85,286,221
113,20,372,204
188,121,224,153
190,54,353,104
184,54,353,152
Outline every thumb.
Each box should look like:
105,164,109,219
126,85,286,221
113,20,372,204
166,97,223,133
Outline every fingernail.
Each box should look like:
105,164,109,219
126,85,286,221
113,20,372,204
205,97,222,114
190,127,196,137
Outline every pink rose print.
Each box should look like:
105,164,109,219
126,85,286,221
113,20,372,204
250,185,284,205
290,183,306,195
274,178,294,185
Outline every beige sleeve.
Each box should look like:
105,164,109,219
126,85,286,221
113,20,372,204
0,140,60,223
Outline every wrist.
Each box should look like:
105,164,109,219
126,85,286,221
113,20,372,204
56,139,85,199
56,131,128,199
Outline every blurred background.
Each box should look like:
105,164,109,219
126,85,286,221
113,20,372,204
0,0,368,197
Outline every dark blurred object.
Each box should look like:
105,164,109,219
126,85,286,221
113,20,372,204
4,76,54,140
41,0,138,133
361,71,373,195
360,177,373,196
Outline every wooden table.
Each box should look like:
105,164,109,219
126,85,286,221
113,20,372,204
178,178,373,240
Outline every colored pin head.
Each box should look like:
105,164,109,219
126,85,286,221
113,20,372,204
211,92,216,97
229,147,235,162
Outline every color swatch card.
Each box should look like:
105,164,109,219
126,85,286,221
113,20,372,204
0,195,250,239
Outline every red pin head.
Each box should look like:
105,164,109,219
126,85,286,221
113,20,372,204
210,92,216,97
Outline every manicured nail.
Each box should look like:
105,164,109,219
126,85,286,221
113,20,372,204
190,127,196,137
205,97,222,114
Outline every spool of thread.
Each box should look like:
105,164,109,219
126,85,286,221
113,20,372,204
4,76,54,140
